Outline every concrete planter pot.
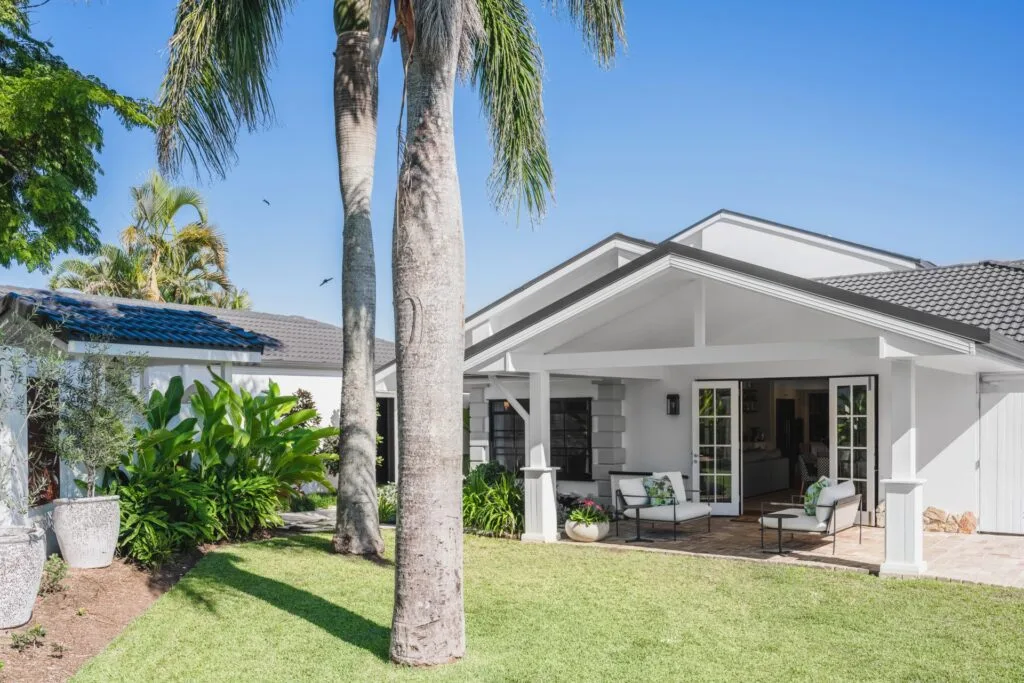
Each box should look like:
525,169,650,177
52,495,120,569
0,526,45,629
564,520,610,543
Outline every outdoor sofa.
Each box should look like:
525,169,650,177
614,471,712,542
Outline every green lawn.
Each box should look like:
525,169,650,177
76,532,1024,682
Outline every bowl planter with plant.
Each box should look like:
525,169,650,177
564,498,611,542
51,349,144,569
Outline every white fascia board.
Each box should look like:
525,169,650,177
672,212,919,270
66,340,261,364
465,256,975,373
464,237,652,326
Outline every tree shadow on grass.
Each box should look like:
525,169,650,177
177,538,392,662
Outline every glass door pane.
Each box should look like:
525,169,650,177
829,377,875,524
693,381,739,516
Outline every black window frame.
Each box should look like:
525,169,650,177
488,397,592,481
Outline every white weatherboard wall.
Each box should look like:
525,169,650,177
677,220,913,278
979,390,1024,534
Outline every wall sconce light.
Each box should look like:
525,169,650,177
666,393,680,416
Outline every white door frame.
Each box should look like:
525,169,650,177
692,380,741,516
828,376,876,524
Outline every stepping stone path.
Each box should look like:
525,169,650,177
280,507,335,532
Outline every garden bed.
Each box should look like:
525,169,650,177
0,552,202,683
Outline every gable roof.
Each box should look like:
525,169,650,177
0,287,396,369
461,241,997,366
465,232,656,323
665,209,936,269
822,261,1024,344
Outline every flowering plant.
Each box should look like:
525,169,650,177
567,498,610,525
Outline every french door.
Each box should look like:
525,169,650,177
828,377,875,524
692,380,740,516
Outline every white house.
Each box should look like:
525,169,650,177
376,209,1024,575
0,287,396,536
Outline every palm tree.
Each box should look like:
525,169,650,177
121,171,228,303
49,244,147,298
156,0,388,558
153,0,625,665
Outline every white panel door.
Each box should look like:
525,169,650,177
829,377,875,524
692,381,740,516
979,391,1024,534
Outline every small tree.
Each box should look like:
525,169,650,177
53,347,145,497
0,317,67,520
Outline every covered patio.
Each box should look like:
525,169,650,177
460,243,1024,579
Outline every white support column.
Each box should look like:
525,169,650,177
467,386,489,470
522,370,558,542
693,280,706,348
881,359,927,576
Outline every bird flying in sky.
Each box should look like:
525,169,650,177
262,199,271,206
319,277,334,287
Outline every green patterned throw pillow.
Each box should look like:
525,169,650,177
642,475,675,507
804,476,831,515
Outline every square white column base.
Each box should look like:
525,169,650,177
521,466,559,543
879,478,928,577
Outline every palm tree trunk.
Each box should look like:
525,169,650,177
332,27,385,557
145,251,161,301
389,8,467,665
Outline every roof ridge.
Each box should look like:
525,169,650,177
818,259,1019,282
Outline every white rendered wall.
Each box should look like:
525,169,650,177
914,368,979,515
680,221,911,278
231,367,342,424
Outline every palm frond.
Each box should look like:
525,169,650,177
334,0,370,34
158,0,295,177
473,0,552,222
547,0,625,68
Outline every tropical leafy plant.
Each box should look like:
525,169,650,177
377,483,397,524
209,474,281,539
462,464,524,538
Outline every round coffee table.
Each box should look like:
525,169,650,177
762,512,798,554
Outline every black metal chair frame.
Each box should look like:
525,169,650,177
759,493,864,555
615,488,711,543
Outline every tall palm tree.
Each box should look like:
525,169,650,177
154,0,625,665
49,243,147,298
121,170,228,303
156,0,388,558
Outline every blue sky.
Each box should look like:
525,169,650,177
7,0,1022,339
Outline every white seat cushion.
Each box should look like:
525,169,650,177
618,477,648,506
624,502,711,522
759,507,827,533
815,480,857,522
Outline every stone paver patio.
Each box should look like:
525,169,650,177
600,517,1024,588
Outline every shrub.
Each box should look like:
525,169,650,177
38,555,68,595
462,465,524,538
288,491,336,512
210,475,282,539
377,483,397,524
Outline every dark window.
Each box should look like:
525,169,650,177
488,398,592,480
808,392,829,444
27,379,59,506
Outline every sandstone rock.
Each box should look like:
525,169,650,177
923,506,947,525
958,511,978,534
875,500,886,528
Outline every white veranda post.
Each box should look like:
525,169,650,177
522,370,558,542
881,359,927,575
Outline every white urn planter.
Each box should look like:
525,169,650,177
52,495,120,569
0,526,46,629
564,520,610,543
